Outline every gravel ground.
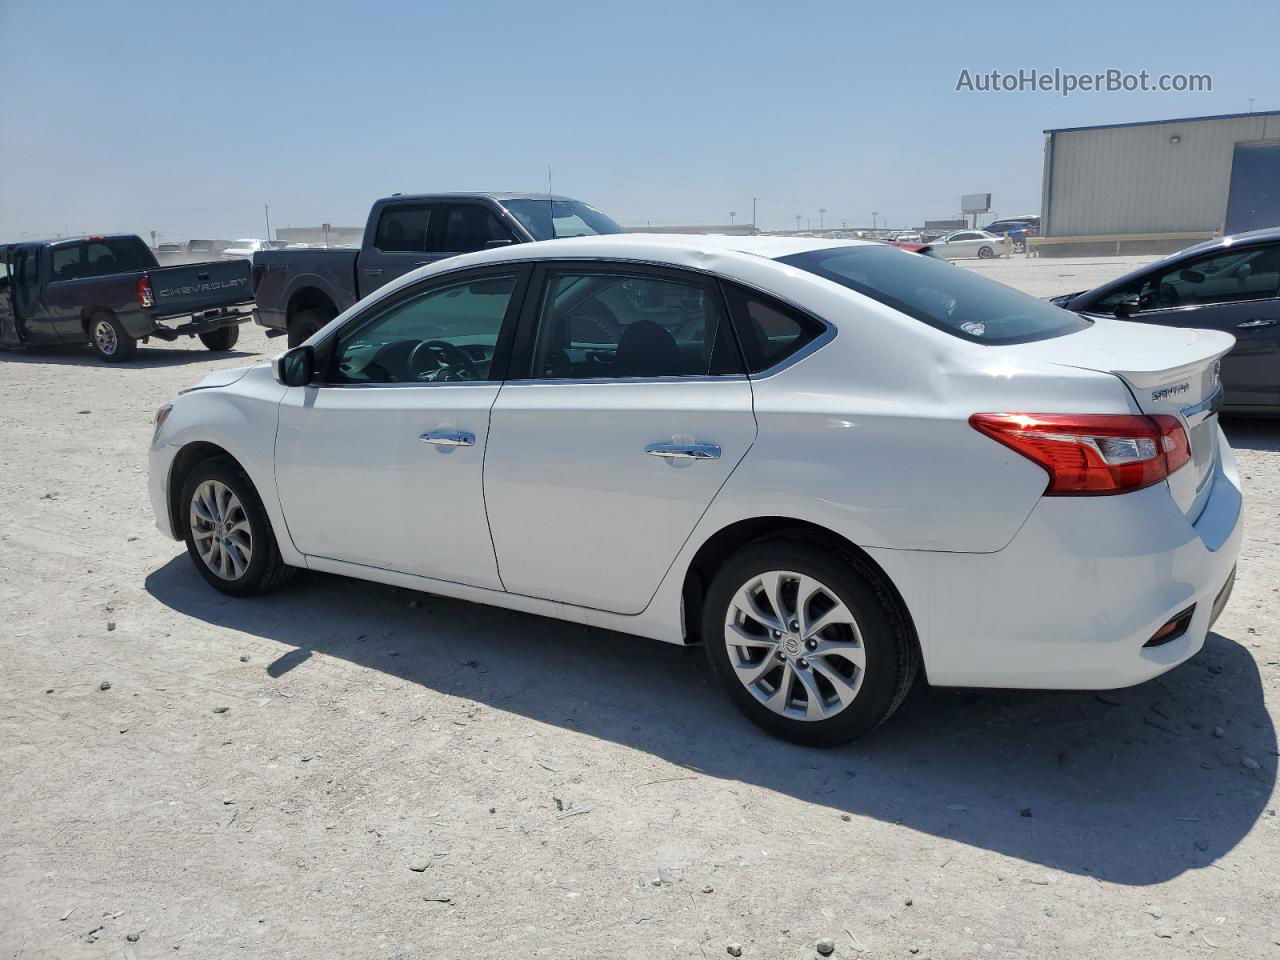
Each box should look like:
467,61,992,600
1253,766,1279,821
1,256,1277,960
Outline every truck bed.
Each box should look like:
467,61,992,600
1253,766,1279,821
252,248,360,332
148,259,253,319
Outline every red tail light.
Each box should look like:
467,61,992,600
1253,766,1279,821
136,275,155,308
970,413,1191,495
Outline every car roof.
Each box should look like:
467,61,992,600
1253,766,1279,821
381,192,585,203
447,232,878,265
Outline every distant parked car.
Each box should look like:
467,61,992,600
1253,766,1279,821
1050,226,1280,413
186,240,217,256
891,231,922,243
984,219,1039,252
930,230,1008,260
156,243,183,254
222,239,271,260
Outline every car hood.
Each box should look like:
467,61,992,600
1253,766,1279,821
179,364,257,394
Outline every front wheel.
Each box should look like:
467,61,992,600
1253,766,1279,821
977,245,995,259
199,325,240,351
180,457,295,596
89,313,137,363
702,537,918,746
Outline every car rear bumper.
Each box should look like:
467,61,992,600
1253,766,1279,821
879,426,1243,689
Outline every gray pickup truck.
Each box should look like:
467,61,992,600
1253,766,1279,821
0,235,254,362
253,193,624,346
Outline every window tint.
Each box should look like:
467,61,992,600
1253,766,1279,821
778,245,1090,345
722,284,825,372
375,204,435,252
529,271,738,379
436,205,512,253
328,274,517,384
1097,244,1280,312
51,238,151,280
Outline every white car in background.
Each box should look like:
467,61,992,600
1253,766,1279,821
929,229,1008,259
221,238,280,260
150,234,1240,745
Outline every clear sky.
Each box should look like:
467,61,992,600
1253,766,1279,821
2,0,1276,241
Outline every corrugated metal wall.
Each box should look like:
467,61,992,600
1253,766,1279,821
1043,113,1280,236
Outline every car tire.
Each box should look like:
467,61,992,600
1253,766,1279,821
287,308,333,348
702,536,918,746
88,312,137,363
199,325,240,352
180,456,296,597
977,245,995,259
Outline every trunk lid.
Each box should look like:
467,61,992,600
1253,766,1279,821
147,259,253,317
994,317,1233,519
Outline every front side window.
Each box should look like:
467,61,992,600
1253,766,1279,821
435,205,512,254
374,204,435,253
528,271,738,379
779,245,1090,345
1096,243,1280,312
328,274,518,384
502,199,625,240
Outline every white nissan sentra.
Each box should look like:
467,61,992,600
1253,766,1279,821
150,235,1242,745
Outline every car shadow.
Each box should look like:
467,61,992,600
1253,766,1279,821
1222,415,1280,452
0,344,259,369
144,555,1276,887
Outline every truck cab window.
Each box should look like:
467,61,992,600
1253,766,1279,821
374,205,435,253
437,205,512,253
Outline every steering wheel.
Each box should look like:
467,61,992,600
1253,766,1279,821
409,339,482,381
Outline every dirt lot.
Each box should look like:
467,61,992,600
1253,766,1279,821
1,256,1277,960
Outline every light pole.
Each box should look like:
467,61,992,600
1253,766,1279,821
729,211,736,227
819,207,826,231
795,214,802,233
872,211,879,232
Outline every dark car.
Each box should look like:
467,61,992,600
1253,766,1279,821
0,234,254,362
984,218,1040,251
1051,227,1280,414
252,193,624,346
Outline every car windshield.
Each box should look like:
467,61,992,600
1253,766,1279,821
777,245,1091,344
501,199,625,240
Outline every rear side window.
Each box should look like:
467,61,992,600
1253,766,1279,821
777,245,1090,345
375,204,435,252
721,283,825,373
436,205,512,254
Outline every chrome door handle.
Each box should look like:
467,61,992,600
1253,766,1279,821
419,430,475,447
645,442,721,460
1236,318,1278,328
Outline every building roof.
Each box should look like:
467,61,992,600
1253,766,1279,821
1045,109,1280,135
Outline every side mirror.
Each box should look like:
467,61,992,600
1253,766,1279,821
272,345,315,386
1114,294,1142,318
484,239,513,249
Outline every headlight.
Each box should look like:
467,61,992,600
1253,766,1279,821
153,403,173,437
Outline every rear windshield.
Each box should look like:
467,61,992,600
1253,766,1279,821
777,245,1090,344
501,199,625,241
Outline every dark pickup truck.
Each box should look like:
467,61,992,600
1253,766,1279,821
0,235,254,362
253,193,624,345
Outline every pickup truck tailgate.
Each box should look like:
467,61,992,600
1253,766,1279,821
147,259,253,317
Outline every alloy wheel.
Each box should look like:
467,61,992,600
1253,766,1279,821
723,570,865,721
94,319,117,356
189,479,253,580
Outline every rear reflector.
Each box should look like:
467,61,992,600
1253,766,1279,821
1144,606,1195,648
970,413,1191,495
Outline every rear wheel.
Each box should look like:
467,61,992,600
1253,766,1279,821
180,457,295,596
703,537,917,746
287,307,333,348
89,313,137,363
199,325,240,352
977,245,995,259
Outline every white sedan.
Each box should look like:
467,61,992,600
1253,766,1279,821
149,235,1241,745
929,230,1008,259
221,238,272,260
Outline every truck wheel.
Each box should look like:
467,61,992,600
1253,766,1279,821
199,325,240,352
89,313,138,363
287,308,333,348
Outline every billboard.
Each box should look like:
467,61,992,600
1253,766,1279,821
961,193,992,214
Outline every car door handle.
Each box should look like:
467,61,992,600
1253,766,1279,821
419,430,475,447
645,442,721,460
363,267,384,277
1236,319,1278,328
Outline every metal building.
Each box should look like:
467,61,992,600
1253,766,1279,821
1040,110,1280,254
